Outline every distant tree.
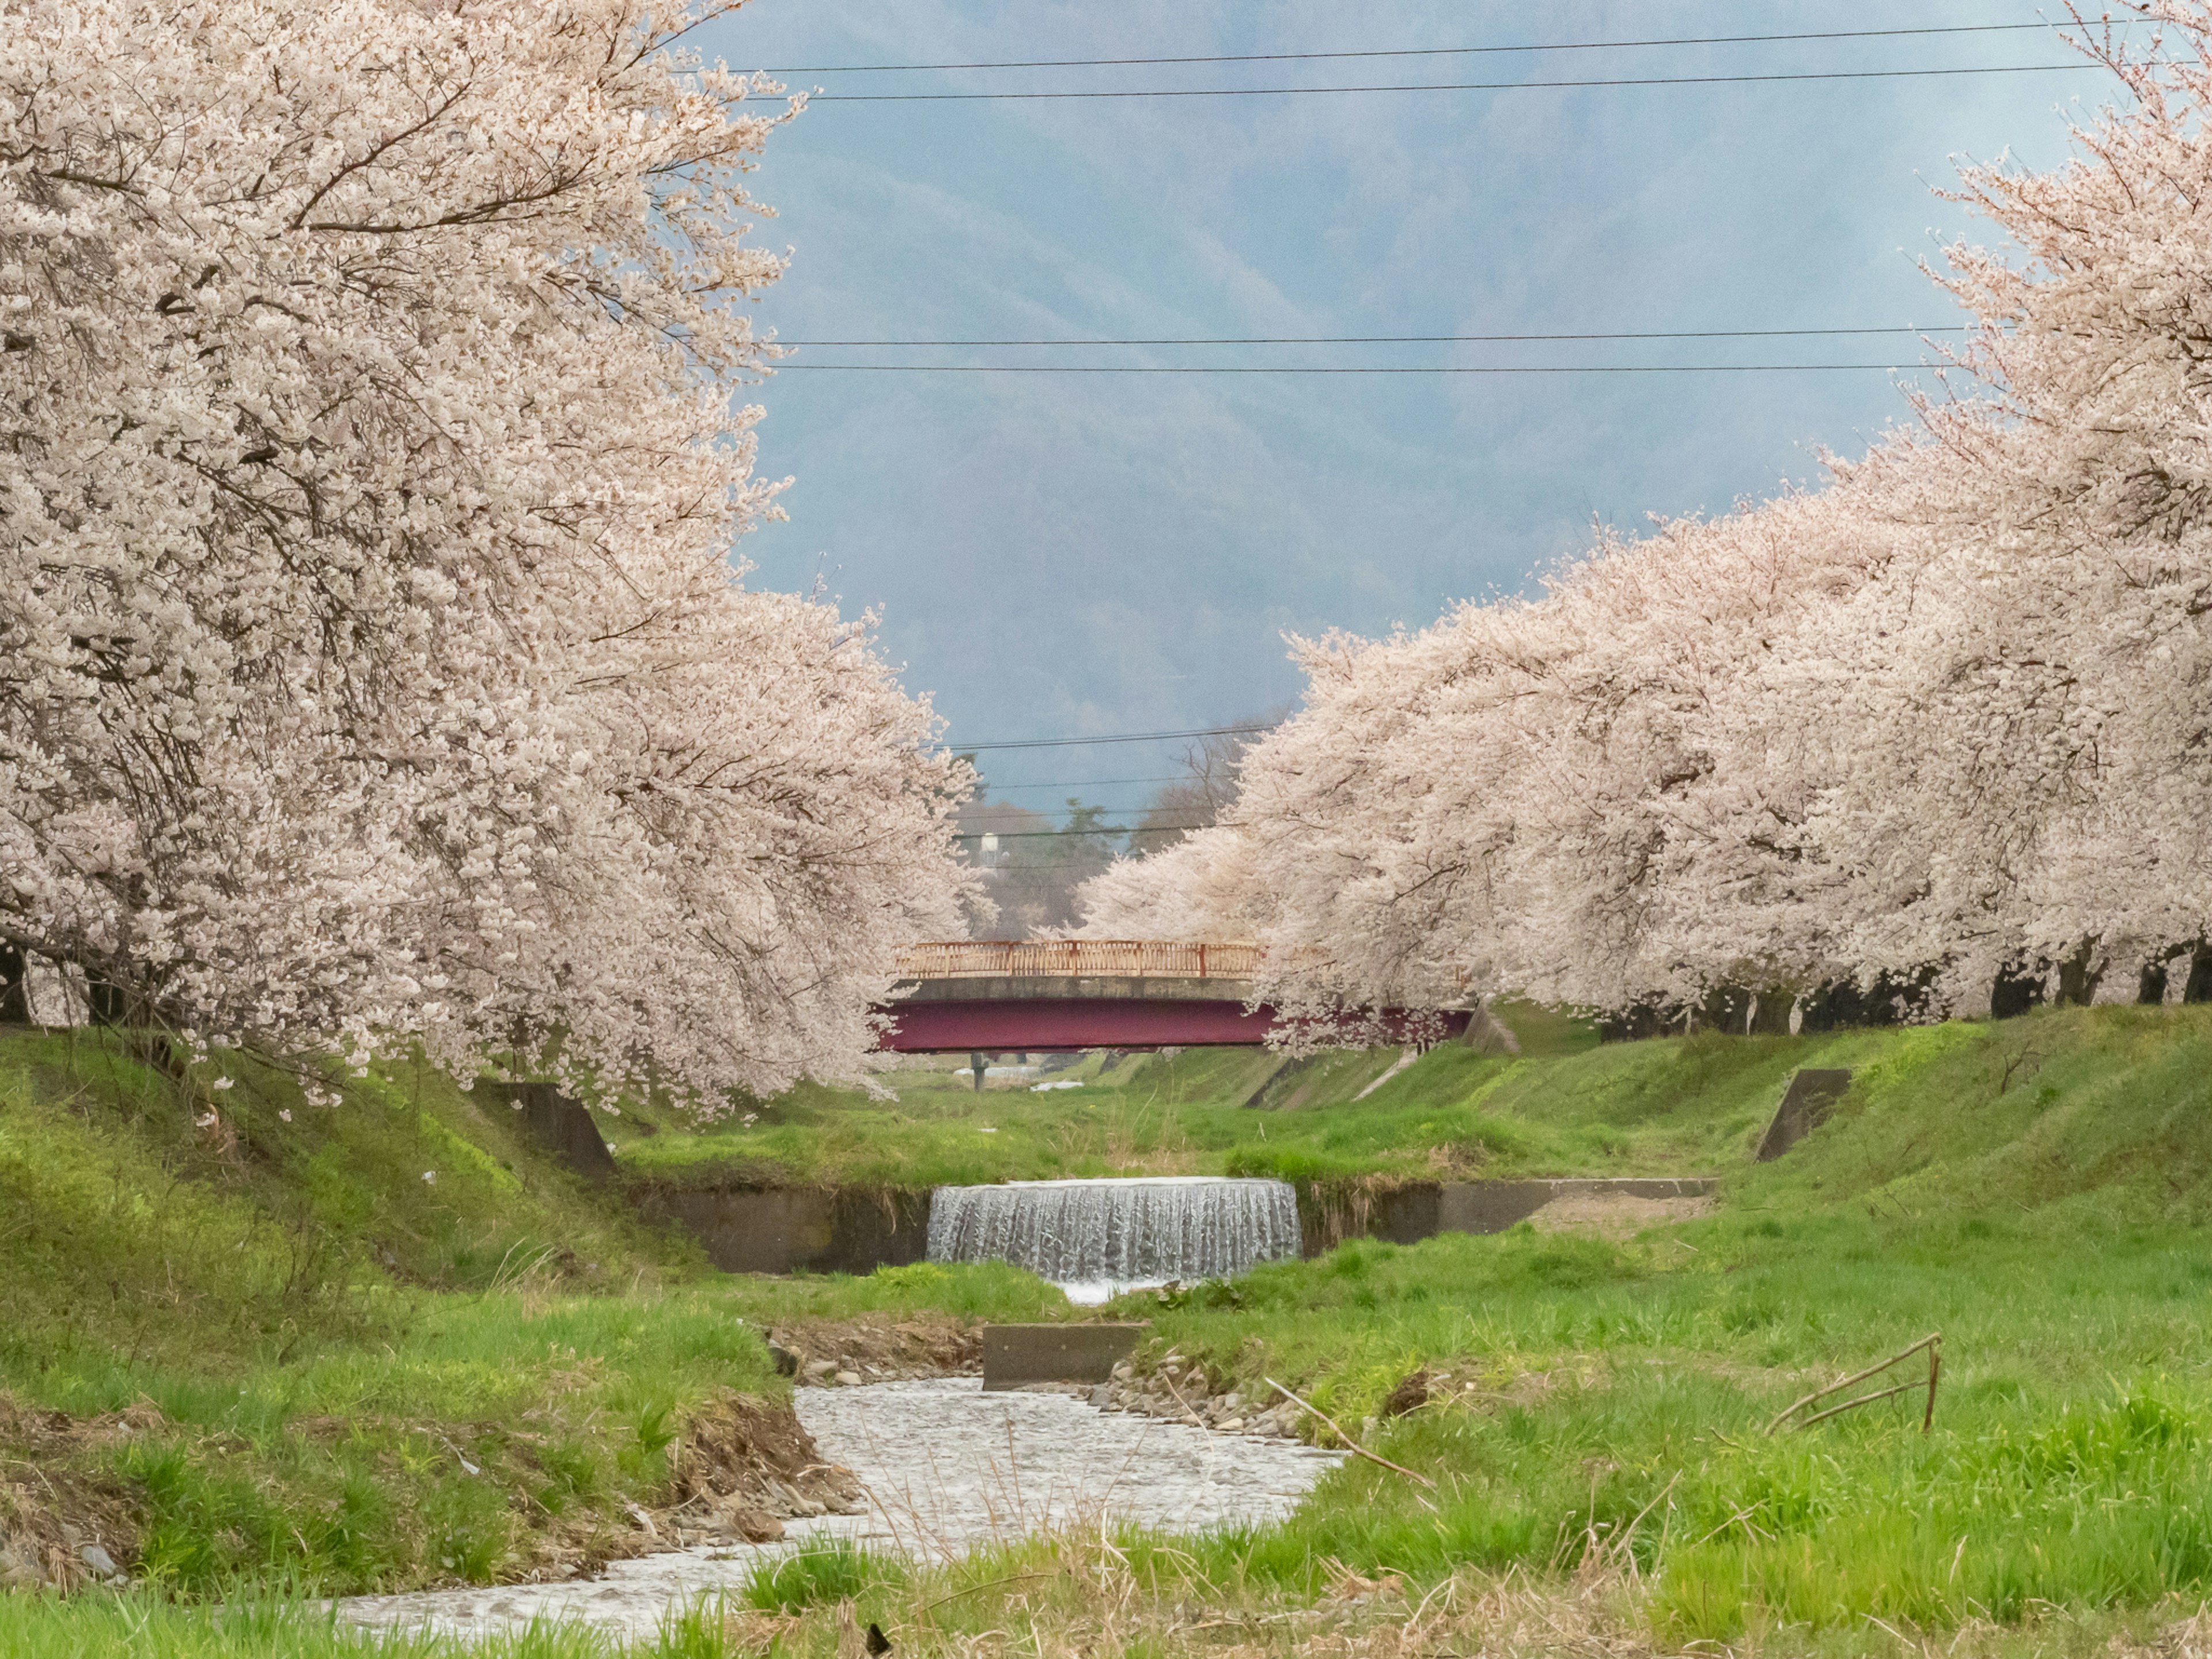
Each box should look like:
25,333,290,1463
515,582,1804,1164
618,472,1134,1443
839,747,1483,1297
964,798,1121,935
1124,713,1287,858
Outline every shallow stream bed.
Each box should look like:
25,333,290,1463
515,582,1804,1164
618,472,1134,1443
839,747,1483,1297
337,1379,1346,1641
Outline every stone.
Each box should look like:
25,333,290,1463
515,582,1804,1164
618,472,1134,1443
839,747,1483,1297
1218,1418,1245,1433
802,1359,838,1381
766,1338,801,1378
724,1506,784,1544
79,1544,117,1577
834,1370,863,1388
1088,1385,1112,1408
0,1543,41,1589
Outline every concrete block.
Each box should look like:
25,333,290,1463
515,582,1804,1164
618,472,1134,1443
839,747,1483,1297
982,1324,1146,1390
479,1082,615,1181
647,1186,931,1275
1757,1069,1853,1161
1435,1181,1559,1234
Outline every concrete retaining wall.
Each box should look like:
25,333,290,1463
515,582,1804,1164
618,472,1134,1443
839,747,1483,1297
647,1175,1717,1278
643,1185,931,1275
1298,1177,1718,1255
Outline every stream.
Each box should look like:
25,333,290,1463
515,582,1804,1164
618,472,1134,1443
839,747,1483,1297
336,1380,1347,1641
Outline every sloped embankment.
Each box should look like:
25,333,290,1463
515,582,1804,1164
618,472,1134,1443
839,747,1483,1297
0,1027,805,1595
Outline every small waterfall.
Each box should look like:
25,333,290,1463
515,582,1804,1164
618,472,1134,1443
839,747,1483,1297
926,1176,1301,1304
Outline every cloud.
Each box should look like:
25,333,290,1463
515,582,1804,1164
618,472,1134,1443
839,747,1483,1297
705,0,2128,787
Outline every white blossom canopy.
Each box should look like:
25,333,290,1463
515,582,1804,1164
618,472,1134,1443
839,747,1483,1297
0,0,974,1101
1075,1,2212,1025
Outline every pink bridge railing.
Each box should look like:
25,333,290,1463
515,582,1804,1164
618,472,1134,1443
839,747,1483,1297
893,940,1264,980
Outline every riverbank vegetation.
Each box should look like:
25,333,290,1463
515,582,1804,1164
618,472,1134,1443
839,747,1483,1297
0,1027,1050,1605
635,1002,2212,1653
609,999,1923,1192
15,1005,2212,1655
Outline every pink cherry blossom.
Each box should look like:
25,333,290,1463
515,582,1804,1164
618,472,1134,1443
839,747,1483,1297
0,2,976,1107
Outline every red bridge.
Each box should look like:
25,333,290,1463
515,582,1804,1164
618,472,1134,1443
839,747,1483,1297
874,940,1469,1053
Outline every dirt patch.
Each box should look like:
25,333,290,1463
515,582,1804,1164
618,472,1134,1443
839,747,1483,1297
1380,1369,1433,1419
663,1392,863,1545
771,1311,980,1382
0,1395,157,1588
1528,1192,1715,1239
1392,1362,1570,1423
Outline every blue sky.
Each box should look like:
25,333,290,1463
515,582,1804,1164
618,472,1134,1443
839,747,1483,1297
692,2,2126,817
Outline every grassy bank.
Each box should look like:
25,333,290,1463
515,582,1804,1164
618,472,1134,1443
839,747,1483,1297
0,1028,1060,1603
610,1002,1835,1190
1081,1007,2212,1645
14,1005,2212,1655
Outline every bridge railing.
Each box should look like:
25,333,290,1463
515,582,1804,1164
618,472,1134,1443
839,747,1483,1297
895,940,1264,980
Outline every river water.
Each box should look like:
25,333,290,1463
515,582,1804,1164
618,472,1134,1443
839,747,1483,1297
336,1380,1346,1641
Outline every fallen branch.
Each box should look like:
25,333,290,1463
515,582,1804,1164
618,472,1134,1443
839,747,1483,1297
1796,1378,1926,1430
1264,1377,1436,1489
1766,1333,1942,1435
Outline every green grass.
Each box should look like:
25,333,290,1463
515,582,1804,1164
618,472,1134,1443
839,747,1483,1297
613,1008,1916,1191
740,1539,905,1613
0,1028,1059,1601
1078,1006,2212,1643
611,1005,1798,1190
20,1002,2212,1653
0,1592,757,1657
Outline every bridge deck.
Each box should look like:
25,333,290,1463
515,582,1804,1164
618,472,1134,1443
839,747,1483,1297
877,942,1465,1054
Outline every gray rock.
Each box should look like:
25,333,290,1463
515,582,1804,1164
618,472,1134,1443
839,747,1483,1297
79,1544,117,1577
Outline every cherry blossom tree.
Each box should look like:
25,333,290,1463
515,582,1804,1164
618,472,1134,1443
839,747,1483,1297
0,1,973,1101
1077,0,2212,1027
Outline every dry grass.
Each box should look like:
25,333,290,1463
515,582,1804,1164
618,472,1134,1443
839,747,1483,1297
716,1557,2212,1659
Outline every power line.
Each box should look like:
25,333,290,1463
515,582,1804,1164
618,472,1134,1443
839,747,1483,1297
957,823,1219,840
970,852,1207,868
952,723,1274,752
812,63,2084,103
781,325,1975,346
786,362,1926,375
969,774,1187,790
775,21,2059,75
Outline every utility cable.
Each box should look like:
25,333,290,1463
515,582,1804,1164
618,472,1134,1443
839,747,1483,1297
966,774,1190,790
780,325,1977,346
774,21,2063,75
957,823,1223,840
953,723,1274,752
811,63,2085,104
785,362,1926,375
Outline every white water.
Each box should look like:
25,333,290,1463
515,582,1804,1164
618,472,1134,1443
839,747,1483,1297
926,1176,1301,1298
337,1380,1343,1641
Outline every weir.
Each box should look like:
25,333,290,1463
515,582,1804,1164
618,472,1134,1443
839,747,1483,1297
926,1176,1301,1304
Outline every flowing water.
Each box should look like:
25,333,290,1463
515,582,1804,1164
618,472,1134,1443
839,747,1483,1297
926,1176,1301,1303
336,1380,1343,1641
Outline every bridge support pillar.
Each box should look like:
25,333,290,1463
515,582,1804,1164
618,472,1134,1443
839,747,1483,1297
969,1050,986,1092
